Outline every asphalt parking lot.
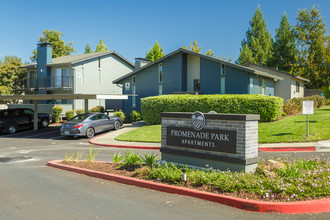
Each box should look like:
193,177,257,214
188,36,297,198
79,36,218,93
1,125,330,219
0,125,109,142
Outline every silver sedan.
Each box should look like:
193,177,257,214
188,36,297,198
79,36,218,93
60,113,123,138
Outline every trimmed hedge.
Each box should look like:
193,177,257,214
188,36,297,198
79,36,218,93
141,94,283,124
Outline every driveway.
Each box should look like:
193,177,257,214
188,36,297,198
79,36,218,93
0,127,329,219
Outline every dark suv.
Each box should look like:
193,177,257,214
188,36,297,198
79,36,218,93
0,108,51,134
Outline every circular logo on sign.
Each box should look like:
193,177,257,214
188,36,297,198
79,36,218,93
191,111,205,130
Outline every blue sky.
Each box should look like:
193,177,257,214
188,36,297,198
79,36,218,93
0,0,329,64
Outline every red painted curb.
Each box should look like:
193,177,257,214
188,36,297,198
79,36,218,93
89,134,160,150
259,146,315,152
47,160,330,214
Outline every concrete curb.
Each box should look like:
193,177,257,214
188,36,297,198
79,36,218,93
47,159,330,214
89,134,161,150
259,146,316,152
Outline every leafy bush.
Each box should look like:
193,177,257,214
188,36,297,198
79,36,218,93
121,150,141,167
130,110,142,122
281,112,287,116
52,106,63,123
321,86,330,98
111,152,124,164
65,110,74,121
327,99,330,106
141,94,283,124
114,110,125,122
283,95,327,115
89,106,105,113
86,145,99,162
142,153,158,167
76,109,84,115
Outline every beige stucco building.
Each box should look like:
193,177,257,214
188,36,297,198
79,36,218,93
245,63,310,101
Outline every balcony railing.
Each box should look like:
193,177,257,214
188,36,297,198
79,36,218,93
28,76,73,90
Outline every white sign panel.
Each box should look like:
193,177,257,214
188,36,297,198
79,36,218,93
125,82,130,90
302,100,314,115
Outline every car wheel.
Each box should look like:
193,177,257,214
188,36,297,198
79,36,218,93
6,124,17,134
86,127,95,138
41,118,49,128
114,120,121,130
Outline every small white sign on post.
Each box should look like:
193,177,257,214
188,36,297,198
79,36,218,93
302,100,314,136
302,101,314,115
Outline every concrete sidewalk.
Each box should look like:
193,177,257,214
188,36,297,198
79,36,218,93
90,124,330,152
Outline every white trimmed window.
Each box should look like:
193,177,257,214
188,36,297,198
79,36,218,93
98,69,101,86
159,64,163,83
296,81,300,93
132,85,136,107
221,64,225,75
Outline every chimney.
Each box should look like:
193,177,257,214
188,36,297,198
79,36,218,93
134,58,151,69
37,42,52,88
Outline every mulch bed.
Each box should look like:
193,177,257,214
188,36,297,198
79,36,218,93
61,161,329,202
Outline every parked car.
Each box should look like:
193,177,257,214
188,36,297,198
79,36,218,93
0,108,51,134
60,113,123,138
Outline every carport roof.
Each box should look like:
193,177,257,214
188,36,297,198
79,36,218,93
0,94,129,100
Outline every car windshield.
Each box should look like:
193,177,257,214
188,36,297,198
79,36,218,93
68,114,91,122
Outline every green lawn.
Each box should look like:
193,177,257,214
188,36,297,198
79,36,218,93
115,125,161,143
115,106,330,143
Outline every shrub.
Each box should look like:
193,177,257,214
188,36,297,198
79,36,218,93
111,152,124,164
89,106,105,113
327,99,330,106
142,153,158,167
321,86,330,98
130,110,142,122
121,150,141,167
281,112,287,116
283,95,327,115
141,94,283,124
65,110,74,121
52,106,63,123
86,145,99,163
114,110,125,122
76,109,84,115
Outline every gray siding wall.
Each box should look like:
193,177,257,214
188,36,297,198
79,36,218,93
200,58,220,94
200,58,249,94
225,66,249,94
121,53,183,117
248,75,274,96
73,54,133,110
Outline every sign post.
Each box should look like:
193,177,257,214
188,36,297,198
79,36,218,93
302,101,314,136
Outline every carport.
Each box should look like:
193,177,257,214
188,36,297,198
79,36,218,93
0,94,128,131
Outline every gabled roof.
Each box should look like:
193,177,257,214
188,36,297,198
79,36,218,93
245,63,310,83
21,51,134,68
113,48,283,84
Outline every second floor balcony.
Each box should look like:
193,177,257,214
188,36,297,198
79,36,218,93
28,76,73,91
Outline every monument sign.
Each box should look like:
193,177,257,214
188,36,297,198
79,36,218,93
160,112,260,172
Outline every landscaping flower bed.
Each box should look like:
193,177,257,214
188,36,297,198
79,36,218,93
61,148,330,202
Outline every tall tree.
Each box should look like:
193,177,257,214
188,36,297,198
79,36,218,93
0,56,26,102
294,5,328,88
238,6,273,66
31,30,75,62
95,39,109,52
145,41,165,62
272,12,298,73
84,43,93,54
